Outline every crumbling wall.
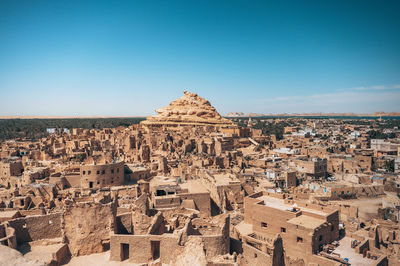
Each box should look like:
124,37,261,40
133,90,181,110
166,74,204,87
147,212,166,235
355,239,370,255
339,204,358,220
19,209,46,217
8,213,62,244
62,200,116,256
272,235,285,266
170,237,208,266
306,254,342,266
199,234,230,260
0,222,17,248
192,214,230,259
132,193,149,214
116,212,133,234
132,212,153,234
179,192,211,217
243,243,273,266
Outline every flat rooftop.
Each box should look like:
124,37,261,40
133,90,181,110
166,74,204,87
235,221,254,236
150,176,178,186
213,173,240,186
256,195,328,216
180,179,209,193
329,237,376,266
130,167,149,171
287,215,325,229
0,210,20,218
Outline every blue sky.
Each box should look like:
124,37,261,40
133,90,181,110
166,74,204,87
0,0,399,116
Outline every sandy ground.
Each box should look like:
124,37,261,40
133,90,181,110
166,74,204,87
344,197,383,220
333,237,375,266
22,244,65,264
65,251,135,266
342,192,397,221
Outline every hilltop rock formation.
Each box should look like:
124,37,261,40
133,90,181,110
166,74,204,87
141,91,236,128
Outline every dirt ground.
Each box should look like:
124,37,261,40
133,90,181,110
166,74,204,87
65,251,135,266
343,192,397,221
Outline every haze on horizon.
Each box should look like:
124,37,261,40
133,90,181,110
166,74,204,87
1,0,400,117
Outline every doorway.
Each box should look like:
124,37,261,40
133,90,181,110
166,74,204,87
150,240,160,260
121,243,129,261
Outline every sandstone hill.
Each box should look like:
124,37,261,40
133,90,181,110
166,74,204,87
141,91,236,127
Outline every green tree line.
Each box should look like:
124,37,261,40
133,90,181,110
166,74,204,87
0,118,144,141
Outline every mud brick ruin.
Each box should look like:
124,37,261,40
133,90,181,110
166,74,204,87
1,91,400,265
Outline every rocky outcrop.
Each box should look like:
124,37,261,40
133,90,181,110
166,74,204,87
141,91,236,128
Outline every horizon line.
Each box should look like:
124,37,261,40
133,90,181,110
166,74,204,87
1,111,400,119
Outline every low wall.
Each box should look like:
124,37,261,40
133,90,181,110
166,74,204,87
191,234,229,260
0,223,17,248
110,233,180,264
309,254,342,266
356,239,369,255
8,213,62,244
243,243,273,266
374,255,388,266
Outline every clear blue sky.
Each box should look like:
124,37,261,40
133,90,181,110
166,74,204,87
1,0,399,116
